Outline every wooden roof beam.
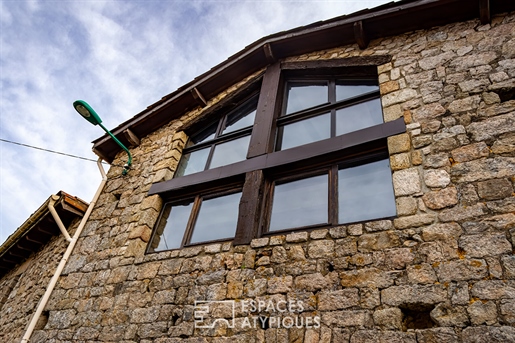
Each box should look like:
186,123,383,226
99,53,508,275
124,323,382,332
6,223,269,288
263,43,276,64
479,0,490,25
353,20,369,50
191,87,208,107
123,128,140,147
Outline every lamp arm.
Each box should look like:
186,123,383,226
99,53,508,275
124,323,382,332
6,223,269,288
98,123,132,175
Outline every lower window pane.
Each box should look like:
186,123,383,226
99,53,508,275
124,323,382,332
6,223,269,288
152,201,193,252
269,174,328,231
176,147,210,177
279,113,331,150
335,98,383,135
189,192,241,244
338,159,396,224
210,135,251,169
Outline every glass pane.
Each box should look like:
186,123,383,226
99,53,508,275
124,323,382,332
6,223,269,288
151,201,193,252
175,147,210,177
190,122,218,145
336,84,378,102
285,83,328,115
279,113,330,150
223,108,256,134
335,98,383,135
339,159,396,224
190,192,241,244
209,135,251,169
269,175,328,231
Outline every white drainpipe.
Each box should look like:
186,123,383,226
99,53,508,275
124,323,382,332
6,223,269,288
21,158,107,343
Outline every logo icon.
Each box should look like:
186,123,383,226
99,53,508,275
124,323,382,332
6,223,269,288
194,300,236,329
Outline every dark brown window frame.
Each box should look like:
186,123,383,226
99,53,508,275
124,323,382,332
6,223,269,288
148,56,406,249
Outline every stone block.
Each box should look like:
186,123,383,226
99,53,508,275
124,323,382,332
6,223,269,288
392,168,421,196
382,88,418,107
318,289,360,311
422,187,458,209
358,231,400,252
407,264,438,284
462,326,515,343
350,330,416,343
459,233,512,258
434,259,488,282
394,214,435,229
424,169,450,188
439,203,487,222
340,267,396,288
500,299,515,324
448,95,481,113
396,196,418,216
390,152,411,170
321,310,372,328
477,178,513,200
430,303,469,327
416,327,459,343
267,276,292,294
467,300,497,325
467,112,515,141
471,280,515,299
286,232,308,243
373,307,403,330
308,240,335,258
388,133,411,154
294,273,330,292
451,142,489,163
381,284,447,307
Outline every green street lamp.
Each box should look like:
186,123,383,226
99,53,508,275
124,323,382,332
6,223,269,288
73,100,132,175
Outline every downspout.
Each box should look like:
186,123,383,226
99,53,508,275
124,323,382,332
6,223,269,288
21,158,107,343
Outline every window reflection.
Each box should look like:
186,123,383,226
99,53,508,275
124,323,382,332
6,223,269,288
336,84,378,101
210,135,251,169
335,98,383,135
190,192,241,244
280,113,331,150
285,83,328,115
269,174,328,231
152,201,193,252
223,109,256,134
338,159,396,224
175,148,210,177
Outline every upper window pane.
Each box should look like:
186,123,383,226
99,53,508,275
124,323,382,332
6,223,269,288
175,147,210,177
279,113,331,150
269,174,328,231
336,84,378,102
285,83,328,115
335,98,383,135
189,192,241,244
338,159,396,224
190,122,218,145
151,201,193,252
209,135,251,169
222,101,257,134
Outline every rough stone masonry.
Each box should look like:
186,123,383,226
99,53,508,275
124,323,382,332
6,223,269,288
1,9,515,343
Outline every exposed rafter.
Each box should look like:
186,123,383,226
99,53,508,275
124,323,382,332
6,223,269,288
191,87,208,107
123,128,140,147
263,43,276,64
353,20,369,50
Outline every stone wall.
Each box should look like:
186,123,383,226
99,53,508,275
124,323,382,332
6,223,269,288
1,11,514,343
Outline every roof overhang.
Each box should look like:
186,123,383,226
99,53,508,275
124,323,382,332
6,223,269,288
91,0,515,162
0,191,89,278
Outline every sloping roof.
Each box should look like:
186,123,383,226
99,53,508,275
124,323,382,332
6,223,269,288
0,191,88,278
91,0,515,162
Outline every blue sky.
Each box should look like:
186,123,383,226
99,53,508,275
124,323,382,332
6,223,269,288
0,0,391,245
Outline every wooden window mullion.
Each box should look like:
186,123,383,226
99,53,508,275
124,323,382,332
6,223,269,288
182,196,202,247
247,62,282,158
233,170,266,245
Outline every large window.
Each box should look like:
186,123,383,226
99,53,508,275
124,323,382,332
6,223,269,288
148,58,405,251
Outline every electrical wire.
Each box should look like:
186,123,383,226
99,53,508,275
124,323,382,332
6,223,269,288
0,138,115,165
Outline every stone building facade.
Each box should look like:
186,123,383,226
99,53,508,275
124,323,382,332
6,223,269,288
1,1,515,342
